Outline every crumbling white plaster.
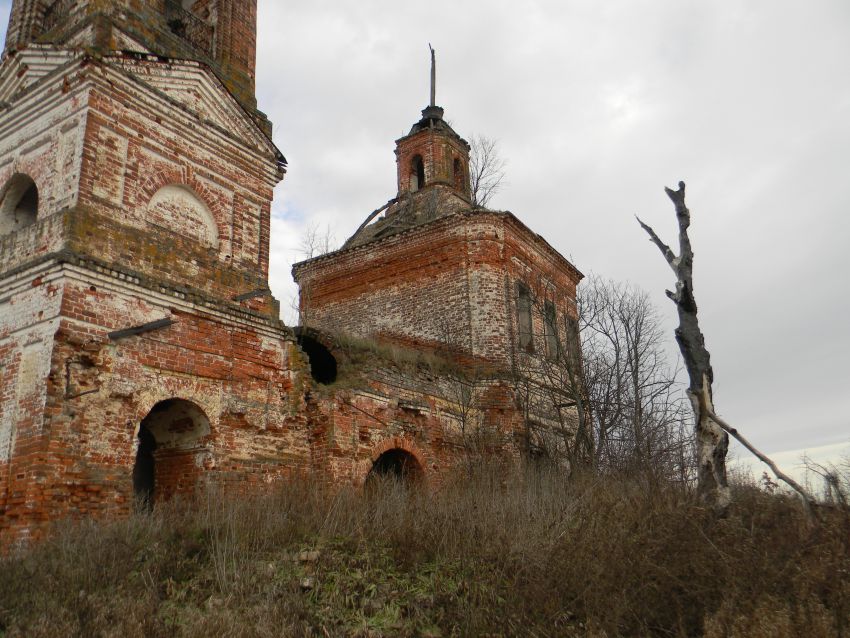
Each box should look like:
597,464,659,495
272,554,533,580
148,184,219,247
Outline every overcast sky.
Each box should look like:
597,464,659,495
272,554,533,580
2,1,848,477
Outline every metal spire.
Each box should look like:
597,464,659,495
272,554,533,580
429,44,436,107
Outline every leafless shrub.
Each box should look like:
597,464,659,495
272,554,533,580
804,453,850,507
468,134,506,208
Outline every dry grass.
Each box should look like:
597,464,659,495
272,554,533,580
1,468,848,637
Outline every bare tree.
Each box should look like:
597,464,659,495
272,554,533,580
507,279,593,472
579,276,693,483
298,222,338,260
468,135,506,209
637,181,814,511
292,222,341,329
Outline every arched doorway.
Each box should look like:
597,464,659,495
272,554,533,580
365,448,424,488
132,399,211,509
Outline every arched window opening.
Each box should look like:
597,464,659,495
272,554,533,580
365,448,424,489
410,155,425,192
453,158,465,192
132,398,211,509
543,300,559,359
516,282,534,353
0,174,39,236
297,333,337,385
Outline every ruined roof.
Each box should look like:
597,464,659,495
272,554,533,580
404,105,466,141
342,185,473,249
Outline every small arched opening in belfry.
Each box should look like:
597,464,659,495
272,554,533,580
410,155,426,192
365,448,424,488
296,332,337,385
453,157,465,192
0,174,39,236
133,398,211,510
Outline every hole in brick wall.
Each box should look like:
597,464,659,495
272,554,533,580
297,334,337,385
133,398,211,509
365,449,423,488
0,174,39,236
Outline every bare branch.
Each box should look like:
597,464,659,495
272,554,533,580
638,182,730,510
578,276,691,480
710,410,816,509
636,215,677,270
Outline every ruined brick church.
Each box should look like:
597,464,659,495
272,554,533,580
0,0,583,543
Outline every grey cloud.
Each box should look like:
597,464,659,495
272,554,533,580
1,1,846,461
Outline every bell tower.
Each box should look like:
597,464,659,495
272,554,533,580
394,47,471,201
4,0,261,112
0,0,299,543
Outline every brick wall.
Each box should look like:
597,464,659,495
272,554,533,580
396,127,471,198
3,0,52,52
0,267,306,541
77,56,279,286
0,50,280,311
294,210,582,370
209,0,258,102
304,341,524,489
0,40,293,543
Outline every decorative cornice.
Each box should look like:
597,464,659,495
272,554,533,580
293,208,583,282
0,248,291,335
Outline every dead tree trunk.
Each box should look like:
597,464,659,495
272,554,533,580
638,182,816,513
637,182,731,510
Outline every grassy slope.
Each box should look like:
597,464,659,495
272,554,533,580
1,470,848,637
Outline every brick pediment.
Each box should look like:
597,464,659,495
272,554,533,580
103,52,277,158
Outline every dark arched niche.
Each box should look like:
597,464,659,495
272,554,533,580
365,448,424,487
0,174,38,236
